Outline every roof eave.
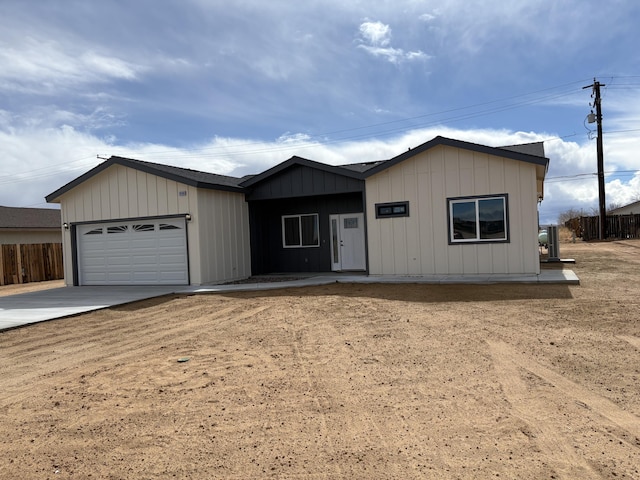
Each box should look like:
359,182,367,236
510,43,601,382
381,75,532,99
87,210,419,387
46,156,245,203
362,136,550,178
240,156,365,188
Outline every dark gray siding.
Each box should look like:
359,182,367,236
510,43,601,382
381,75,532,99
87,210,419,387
249,193,364,274
246,165,364,201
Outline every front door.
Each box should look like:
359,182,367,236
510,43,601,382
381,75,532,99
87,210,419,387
329,213,366,271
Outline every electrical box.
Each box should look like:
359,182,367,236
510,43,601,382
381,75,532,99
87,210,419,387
547,225,560,260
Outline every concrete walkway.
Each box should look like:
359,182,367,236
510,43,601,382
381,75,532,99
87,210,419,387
0,269,578,331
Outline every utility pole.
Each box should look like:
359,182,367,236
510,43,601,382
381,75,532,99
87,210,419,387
583,78,606,240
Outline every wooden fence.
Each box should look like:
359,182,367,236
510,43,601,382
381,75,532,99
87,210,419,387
569,214,640,241
0,243,64,285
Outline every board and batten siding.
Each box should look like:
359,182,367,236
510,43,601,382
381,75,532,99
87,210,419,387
57,163,249,285
196,188,251,284
365,145,540,276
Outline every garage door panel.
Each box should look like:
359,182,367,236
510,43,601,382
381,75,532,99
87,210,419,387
78,218,188,285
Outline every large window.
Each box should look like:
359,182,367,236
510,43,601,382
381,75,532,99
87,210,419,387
448,195,509,243
282,214,320,248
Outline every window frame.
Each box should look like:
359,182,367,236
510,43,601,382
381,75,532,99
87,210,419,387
375,201,410,219
281,213,320,248
447,194,509,244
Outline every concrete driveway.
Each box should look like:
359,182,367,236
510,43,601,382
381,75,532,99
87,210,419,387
0,286,180,330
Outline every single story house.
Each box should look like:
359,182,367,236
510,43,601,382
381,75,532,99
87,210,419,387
609,200,640,216
46,136,549,286
0,206,62,245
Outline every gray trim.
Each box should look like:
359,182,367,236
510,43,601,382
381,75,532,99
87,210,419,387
240,156,366,188
46,156,245,203
375,201,410,219
363,136,549,178
447,193,510,245
68,213,190,227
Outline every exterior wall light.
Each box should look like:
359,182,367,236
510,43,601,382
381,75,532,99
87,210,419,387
63,223,69,230
185,214,192,221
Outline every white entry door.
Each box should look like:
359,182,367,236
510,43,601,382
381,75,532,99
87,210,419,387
329,213,366,271
77,217,188,285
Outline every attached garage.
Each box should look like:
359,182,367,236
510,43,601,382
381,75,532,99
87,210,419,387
76,217,188,285
46,156,251,286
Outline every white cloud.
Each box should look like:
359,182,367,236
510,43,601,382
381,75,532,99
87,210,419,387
357,20,429,64
1,121,638,225
0,36,142,95
359,21,391,47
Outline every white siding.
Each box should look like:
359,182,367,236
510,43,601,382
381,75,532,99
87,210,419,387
57,164,250,286
196,188,251,284
366,145,540,276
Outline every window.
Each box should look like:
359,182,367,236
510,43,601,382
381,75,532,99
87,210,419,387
282,214,319,248
107,225,128,234
448,195,508,243
159,223,181,231
375,201,409,218
133,224,155,232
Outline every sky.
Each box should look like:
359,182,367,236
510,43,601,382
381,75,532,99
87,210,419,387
1,0,639,225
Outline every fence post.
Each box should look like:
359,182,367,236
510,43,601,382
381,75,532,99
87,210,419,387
16,243,23,284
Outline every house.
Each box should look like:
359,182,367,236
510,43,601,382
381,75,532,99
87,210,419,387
609,200,640,215
0,206,62,245
46,136,549,286
45,157,251,286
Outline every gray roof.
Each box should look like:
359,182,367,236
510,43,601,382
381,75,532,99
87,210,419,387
0,206,61,229
46,137,550,203
609,200,640,215
239,155,366,187
362,136,549,178
46,156,245,202
498,142,546,158
236,137,550,188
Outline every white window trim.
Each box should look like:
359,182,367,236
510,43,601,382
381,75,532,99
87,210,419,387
448,195,509,244
281,213,320,248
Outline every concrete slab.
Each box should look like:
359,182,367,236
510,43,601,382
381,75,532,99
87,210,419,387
0,286,178,331
0,269,578,331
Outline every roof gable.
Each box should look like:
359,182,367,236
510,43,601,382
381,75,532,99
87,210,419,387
240,156,366,188
362,136,549,178
242,156,365,201
46,156,245,203
0,206,61,229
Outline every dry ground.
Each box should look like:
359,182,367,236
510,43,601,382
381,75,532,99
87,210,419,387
1,241,639,479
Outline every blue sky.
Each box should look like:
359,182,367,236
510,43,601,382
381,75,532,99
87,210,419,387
1,0,639,224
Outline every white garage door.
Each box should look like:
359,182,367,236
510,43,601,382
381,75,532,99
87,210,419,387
77,218,188,285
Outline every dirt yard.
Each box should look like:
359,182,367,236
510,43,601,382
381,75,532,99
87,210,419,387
1,241,639,479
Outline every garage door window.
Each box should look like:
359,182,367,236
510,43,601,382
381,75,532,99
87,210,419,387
107,225,128,234
85,227,103,235
134,224,155,232
160,223,181,230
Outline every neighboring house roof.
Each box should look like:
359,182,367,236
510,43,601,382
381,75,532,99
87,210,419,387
0,206,61,229
46,156,245,203
609,200,640,215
